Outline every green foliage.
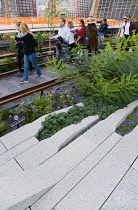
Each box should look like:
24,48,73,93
127,114,134,120
0,121,10,137
134,106,138,112
2,33,16,51
97,105,118,119
117,126,128,131
130,124,137,130
18,95,53,124
0,57,17,73
38,105,96,141
51,35,138,106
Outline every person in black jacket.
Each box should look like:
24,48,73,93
15,21,33,77
97,18,108,49
4,23,42,84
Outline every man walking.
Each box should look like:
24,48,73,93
50,18,70,63
97,18,108,49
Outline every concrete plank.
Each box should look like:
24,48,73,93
0,141,7,155
16,115,98,170
0,137,38,166
54,155,128,210
0,159,23,177
31,133,122,210
83,101,138,145
132,158,138,171
101,168,138,210
110,125,138,166
0,124,38,150
0,134,97,210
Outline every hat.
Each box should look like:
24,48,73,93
88,18,96,24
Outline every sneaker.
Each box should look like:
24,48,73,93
35,75,43,79
19,80,28,84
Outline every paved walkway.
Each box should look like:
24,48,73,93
0,101,138,210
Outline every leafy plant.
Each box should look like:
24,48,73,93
37,105,96,141
117,126,128,131
134,106,138,112
127,114,134,120
130,124,137,130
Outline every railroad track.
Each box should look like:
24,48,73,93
0,78,64,106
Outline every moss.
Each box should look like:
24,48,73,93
134,107,138,112
127,114,134,120
130,124,137,130
117,126,128,131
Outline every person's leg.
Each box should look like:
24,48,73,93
62,43,68,63
29,52,42,76
17,50,24,75
98,32,103,49
28,61,33,75
22,54,29,81
56,47,61,62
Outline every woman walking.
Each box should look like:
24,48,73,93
4,23,42,84
15,21,33,77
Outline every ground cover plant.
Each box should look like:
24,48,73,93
116,106,138,136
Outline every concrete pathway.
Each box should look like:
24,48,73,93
0,101,138,210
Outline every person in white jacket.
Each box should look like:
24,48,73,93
50,17,70,63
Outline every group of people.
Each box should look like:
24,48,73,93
50,17,108,62
3,15,137,84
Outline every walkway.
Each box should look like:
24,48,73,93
0,101,138,210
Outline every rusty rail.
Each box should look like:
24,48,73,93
0,78,64,106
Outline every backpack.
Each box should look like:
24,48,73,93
82,26,90,47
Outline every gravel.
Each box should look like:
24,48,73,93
116,107,138,136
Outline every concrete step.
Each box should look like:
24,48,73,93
83,101,138,145
15,115,99,170
54,154,129,210
0,137,38,167
0,142,7,155
31,132,122,210
0,132,97,210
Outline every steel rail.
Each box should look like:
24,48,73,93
0,78,64,106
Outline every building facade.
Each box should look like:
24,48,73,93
0,0,37,17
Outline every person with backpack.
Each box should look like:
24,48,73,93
4,23,42,84
15,21,33,77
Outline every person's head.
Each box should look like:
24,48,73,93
67,20,74,29
20,22,32,35
123,15,131,22
15,21,22,31
79,19,85,27
102,18,107,24
59,17,66,27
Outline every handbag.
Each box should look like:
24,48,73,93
82,36,90,47
82,26,90,47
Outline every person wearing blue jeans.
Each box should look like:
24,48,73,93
23,52,41,81
4,22,42,83
97,18,108,49
49,17,70,63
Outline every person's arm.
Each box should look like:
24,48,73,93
97,20,102,24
